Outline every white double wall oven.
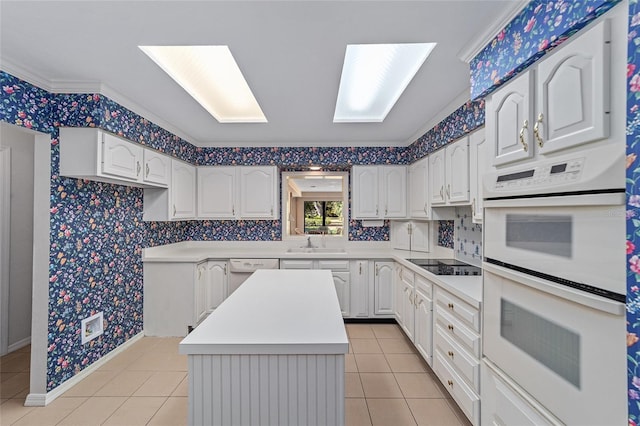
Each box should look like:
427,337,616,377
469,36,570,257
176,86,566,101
481,4,628,425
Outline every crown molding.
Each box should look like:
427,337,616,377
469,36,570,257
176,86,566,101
1,56,200,146
457,0,529,63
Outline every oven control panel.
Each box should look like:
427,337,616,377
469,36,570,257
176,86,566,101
492,158,585,192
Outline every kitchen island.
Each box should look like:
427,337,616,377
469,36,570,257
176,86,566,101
179,269,349,426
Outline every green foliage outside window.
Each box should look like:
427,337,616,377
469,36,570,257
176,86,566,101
304,201,343,234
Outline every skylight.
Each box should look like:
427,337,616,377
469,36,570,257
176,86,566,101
139,45,267,123
333,43,436,123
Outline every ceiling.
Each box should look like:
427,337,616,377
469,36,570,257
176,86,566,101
0,1,523,148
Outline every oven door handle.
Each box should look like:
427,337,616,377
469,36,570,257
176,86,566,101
483,262,625,316
484,192,625,208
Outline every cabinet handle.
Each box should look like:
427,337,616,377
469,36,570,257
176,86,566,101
448,351,454,358
417,298,423,307
447,380,454,387
448,324,454,332
448,303,454,310
534,112,544,148
519,119,529,152
403,287,408,293
376,206,379,216
472,198,476,216
136,161,141,176
232,206,235,216
385,207,388,216
446,184,451,198
440,186,444,199
198,269,202,279
375,265,379,276
270,207,273,216
359,263,362,275
145,163,150,177
423,203,428,214
224,265,227,275
173,204,177,216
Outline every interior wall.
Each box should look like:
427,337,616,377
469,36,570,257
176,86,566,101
0,122,34,351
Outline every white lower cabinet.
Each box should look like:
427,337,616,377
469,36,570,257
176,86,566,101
373,262,394,315
433,286,481,425
350,260,369,318
482,359,560,426
413,275,433,366
144,260,228,336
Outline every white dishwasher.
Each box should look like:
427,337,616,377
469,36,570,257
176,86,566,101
228,259,280,295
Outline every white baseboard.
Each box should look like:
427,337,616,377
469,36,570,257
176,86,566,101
24,332,144,406
8,336,31,353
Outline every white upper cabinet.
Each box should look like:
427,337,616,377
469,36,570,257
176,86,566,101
197,166,279,220
430,137,470,206
352,165,407,219
409,156,429,219
429,150,446,204
143,149,170,187
487,19,610,167
197,167,236,218
486,71,535,167
171,160,196,219
352,166,380,218
468,128,489,223
59,128,171,188
239,166,279,219
102,132,143,180
536,20,610,155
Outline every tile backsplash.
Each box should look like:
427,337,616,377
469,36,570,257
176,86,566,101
454,207,482,267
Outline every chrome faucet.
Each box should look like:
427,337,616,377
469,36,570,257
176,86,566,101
305,236,316,248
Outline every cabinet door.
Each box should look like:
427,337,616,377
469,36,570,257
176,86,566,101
143,149,170,187
374,262,394,315
469,128,489,223
381,166,407,218
487,70,534,166
205,261,228,313
195,262,208,324
401,270,415,341
171,160,196,219
102,133,143,181
409,157,429,218
332,271,350,317
350,261,369,318
429,150,446,205
393,265,404,324
390,221,411,251
536,20,610,155
239,166,278,219
445,137,470,204
198,167,236,218
352,166,380,218
414,283,433,366
410,220,430,253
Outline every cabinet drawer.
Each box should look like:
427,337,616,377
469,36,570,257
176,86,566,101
415,274,432,298
435,305,480,358
435,288,479,332
317,260,349,271
435,325,479,392
280,260,314,269
434,351,479,425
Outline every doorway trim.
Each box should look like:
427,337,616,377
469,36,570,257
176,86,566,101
0,146,11,356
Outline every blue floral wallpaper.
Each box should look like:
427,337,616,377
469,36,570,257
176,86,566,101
628,1,640,423
454,209,482,266
471,0,620,100
437,221,454,248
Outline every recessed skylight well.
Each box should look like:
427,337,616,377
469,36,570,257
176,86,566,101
139,45,267,123
334,43,436,123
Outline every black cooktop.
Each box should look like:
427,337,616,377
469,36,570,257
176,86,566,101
407,258,482,276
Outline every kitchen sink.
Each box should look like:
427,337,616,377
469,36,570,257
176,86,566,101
286,247,346,254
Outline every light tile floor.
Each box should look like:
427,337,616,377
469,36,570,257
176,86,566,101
1,323,471,425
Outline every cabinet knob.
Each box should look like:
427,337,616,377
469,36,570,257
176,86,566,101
519,119,529,152
375,266,379,276
448,324,454,331
448,303,454,310
448,351,454,358
447,380,454,387
534,112,544,148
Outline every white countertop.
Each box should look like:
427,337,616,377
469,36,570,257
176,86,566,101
179,269,350,355
146,241,483,308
